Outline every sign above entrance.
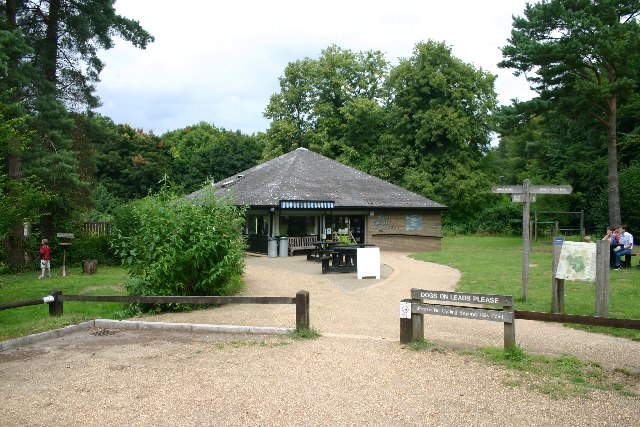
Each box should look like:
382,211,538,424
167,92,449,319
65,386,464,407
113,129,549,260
279,200,335,210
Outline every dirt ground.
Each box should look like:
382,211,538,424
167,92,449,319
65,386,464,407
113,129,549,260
1,252,640,426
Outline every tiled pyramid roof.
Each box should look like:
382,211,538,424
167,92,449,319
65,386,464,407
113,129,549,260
188,147,446,210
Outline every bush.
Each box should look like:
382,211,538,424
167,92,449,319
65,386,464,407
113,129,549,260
65,234,119,267
471,202,523,235
112,187,246,309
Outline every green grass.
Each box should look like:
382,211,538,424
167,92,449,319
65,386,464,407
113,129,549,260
412,236,640,340
0,266,129,341
465,346,639,399
407,336,639,399
291,326,321,339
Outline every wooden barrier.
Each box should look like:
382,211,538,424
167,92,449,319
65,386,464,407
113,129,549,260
2,290,310,330
514,310,640,329
401,289,515,350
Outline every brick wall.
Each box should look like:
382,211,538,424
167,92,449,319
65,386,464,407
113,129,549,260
367,210,442,252
370,234,442,252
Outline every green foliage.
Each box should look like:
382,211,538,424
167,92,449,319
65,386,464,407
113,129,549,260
112,185,247,310
162,122,263,193
65,235,119,267
470,202,523,235
88,116,172,200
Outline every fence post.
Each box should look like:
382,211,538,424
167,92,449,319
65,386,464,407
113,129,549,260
504,303,516,350
295,290,309,329
49,289,63,316
399,299,412,344
551,241,565,313
595,240,610,317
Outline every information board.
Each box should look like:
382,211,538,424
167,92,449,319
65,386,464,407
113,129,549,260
555,241,597,282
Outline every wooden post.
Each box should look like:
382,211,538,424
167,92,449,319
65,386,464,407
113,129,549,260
295,290,310,329
411,297,424,342
521,179,531,300
49,289,63,316
62,248,67,277
504,303,516,350
551,241,565,313
400,299,412,344
579,210,585,241
595,240,610,317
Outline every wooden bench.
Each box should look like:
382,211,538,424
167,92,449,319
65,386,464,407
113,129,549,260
622,252,637,268
288,236,318,256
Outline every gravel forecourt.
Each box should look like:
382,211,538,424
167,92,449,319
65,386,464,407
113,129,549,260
1,252,639,426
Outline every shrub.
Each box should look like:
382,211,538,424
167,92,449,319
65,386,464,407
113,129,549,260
66,234,119,267
471,202,523,235
112,187,246,309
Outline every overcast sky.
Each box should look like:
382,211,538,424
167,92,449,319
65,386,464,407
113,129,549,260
95,0,535,136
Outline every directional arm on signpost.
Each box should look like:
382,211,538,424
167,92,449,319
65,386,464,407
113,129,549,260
491,180,573,300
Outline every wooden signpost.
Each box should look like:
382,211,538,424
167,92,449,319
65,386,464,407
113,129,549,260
491,180,572,300
56,233,74,278
400,289,515,350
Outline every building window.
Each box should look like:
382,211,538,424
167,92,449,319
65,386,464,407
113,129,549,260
405,215,423,231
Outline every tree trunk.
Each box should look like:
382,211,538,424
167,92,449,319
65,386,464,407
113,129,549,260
605,77,621,227
44,0,61,84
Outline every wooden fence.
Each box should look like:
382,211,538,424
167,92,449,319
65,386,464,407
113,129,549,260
83,221,112,236
1,289,310,330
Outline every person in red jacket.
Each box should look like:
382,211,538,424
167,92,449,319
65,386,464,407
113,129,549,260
39,239,51,279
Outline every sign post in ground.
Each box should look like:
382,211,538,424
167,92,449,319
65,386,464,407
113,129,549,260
491,180,572,300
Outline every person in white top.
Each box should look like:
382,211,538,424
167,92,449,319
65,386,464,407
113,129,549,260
614,225,634,270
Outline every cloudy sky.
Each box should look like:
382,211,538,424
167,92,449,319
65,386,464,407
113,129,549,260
95,0,535,135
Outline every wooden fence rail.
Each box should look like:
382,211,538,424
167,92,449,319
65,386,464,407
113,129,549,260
514,310,640,329
0,296,54,311
2,290,310,330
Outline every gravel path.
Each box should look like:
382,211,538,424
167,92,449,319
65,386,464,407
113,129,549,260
1,252,639,426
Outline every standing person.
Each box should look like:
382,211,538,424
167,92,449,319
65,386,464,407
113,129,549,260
614,225,634,270
39,239,51,279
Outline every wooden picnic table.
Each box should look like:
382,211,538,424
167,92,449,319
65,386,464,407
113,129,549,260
320,244,376,274
307,241,341,262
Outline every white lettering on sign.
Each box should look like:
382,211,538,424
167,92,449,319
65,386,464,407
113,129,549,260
472,295,499,304
412,303,514,323
411,289,513,306
419,291,439,299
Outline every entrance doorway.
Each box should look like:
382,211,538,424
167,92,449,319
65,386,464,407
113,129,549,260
328,215,366,244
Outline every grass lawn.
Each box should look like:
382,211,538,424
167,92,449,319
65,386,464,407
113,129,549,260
0,266,129,341
412,236,640,341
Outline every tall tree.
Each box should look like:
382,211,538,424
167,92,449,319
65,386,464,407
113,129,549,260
499,0,640,227
263,45,389,159
163,122,263,193
385,41,498,221
0,0,153,269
